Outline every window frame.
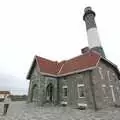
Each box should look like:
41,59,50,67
77,84,85,98
110,85,116,102
112,73,118,82
102,84,108,98
62,86,68,98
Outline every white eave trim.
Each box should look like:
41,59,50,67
101,57,117,68
40,66,96,77
40,72,57,77
57,66,96,77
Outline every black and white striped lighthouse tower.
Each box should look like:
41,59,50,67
83,7,106,57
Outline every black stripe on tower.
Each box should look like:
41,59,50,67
83,7,97,30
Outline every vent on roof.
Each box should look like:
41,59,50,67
81,47,90,54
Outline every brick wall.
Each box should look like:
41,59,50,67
58,71,95,109
27,59,120,109
92,60,120,109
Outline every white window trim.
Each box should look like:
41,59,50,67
77,84,84,87
110,85,116,102
77,84,85,98
98,67,104,79
102,84,106,87
62,85,68,88
61,101,68,105
77,103,87,107
62,86,68,98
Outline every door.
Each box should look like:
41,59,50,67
46,83,54,102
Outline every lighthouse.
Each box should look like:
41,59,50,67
83,7,106,57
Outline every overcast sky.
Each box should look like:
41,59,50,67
0,0,120,95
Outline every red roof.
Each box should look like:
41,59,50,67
58,52,100,75
36,56,58,75
35,51,100,76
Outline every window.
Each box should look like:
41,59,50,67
102,84,107,98
112,73,117,82
117,87,119,91
98,67,103,79
107,71,111,81
110,85,116,102
116,87,120,99
63,86,68,97
77,84,85,98
63,76,67,80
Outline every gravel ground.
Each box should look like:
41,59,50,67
0,101,120,120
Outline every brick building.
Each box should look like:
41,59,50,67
26,7,120,110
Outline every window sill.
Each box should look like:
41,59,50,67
61,101,68,105
78,103,87,107
63,96,67,98
104,97,108,98
79,97,85,98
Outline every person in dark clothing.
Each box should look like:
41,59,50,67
3,95,11,115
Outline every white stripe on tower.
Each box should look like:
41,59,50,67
87,28,101,48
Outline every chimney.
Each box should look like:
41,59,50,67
83,7,106,57
81,47,90,54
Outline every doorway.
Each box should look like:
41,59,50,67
46,83,54,102
31,84,38,102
